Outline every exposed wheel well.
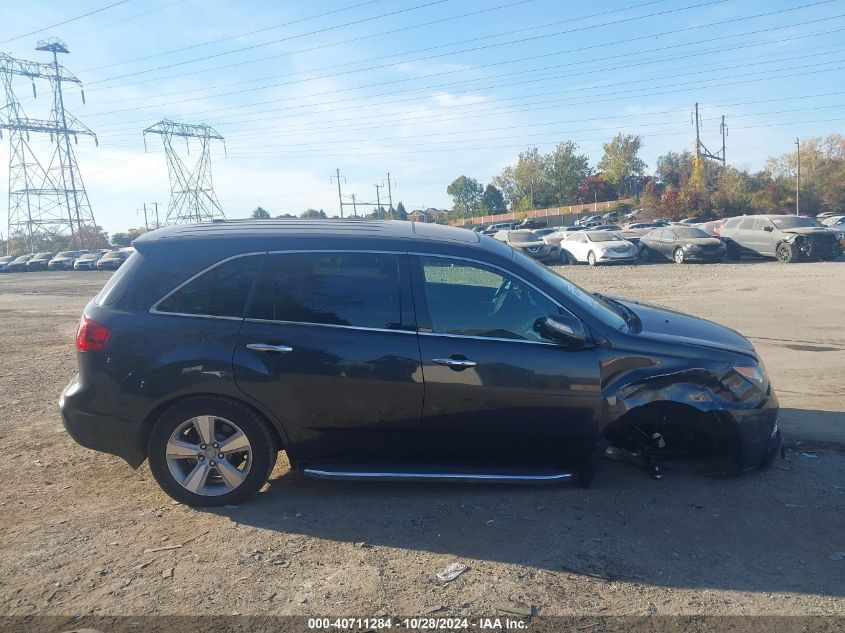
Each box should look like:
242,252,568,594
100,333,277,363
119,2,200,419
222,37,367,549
138,393,285,456
605,401,741,463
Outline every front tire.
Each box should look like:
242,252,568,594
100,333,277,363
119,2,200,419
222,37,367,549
587,251,597,266
148,396,278,507
776,242,796,263
673,248,685,264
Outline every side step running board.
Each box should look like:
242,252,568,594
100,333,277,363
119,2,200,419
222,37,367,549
302,464,575,484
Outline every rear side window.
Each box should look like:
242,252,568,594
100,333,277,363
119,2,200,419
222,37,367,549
154,254,263,318
739,218,756,230
246,252,400,329
95,251,144,306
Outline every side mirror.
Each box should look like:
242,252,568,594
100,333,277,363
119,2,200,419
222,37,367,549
763,225,773,232
534,315,587,347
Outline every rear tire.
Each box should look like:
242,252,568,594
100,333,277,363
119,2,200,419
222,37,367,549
148,396,278,507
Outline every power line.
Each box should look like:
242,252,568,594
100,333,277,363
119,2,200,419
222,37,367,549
80,0,388,72
83,6,845,126
86,0,453,85
0,0,132,45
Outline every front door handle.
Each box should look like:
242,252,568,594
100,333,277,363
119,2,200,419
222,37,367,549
432,357,477,368
246,343,293,353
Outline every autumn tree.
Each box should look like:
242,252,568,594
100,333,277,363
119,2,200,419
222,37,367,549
597,133,646,197
446,175,483,216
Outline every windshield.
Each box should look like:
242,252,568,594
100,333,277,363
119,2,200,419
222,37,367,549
0,256,12,262
56,251,74,257
79,254,97,260
511,250,627,330
14,255,30,262
102,251,124,259
509,231,540,243
587,232,623,242
771,217,823,229
674,228,710,239
35,252,52,258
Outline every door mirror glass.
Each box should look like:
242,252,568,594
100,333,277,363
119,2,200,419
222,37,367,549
763,225,773,232
534,314,586,347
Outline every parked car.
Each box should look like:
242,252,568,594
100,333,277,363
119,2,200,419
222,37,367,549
532,228,557,239
96,250,131,270
493,229,562,263
0,255,14,272
575,215,600,226
720,215,840,262
514,219,546,230
48,250,83,270
541,226,584,247
592,224,622,231
678,216,704,225
696,219,727,237
617,222,667,242
600,212,619,223
60,220,781,506
482,221,519,236
639,226,726,264
819,214,845,228
74,252,102,270
25,252,54,271
5,254,33,272
560,230,639,266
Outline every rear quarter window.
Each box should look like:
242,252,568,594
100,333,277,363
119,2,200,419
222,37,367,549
94,251,145,306
154,254,263,318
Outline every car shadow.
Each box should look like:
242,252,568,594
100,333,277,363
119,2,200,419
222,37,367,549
206,417,844,597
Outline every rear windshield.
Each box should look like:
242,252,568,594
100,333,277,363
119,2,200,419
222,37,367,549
94,251,145,306
771,217,823,229
673,227,710,239
509,231,540,243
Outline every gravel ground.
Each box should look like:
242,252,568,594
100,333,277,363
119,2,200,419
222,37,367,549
0,263,843,621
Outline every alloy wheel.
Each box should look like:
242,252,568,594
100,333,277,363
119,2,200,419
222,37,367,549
673,248,685,264
165,415,252,496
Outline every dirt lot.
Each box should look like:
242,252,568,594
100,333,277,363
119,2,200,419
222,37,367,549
1,262,843,621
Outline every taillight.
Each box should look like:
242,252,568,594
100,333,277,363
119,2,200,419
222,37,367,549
75,314,111,351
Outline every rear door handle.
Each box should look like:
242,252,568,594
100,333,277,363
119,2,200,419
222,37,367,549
246,343,293,353
432,357,477,368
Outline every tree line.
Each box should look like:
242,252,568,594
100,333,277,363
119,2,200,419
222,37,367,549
446,133,845,220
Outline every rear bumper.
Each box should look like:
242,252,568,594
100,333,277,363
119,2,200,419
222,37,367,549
60,374,146,468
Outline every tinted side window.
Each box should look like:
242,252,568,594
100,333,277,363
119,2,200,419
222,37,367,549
156,255,262,317
418,257,561,342
739,218,756,230
247,252,401,329
95,251,145,306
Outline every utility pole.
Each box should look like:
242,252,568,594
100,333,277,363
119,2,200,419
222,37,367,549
331,168,346,218
142,203,149,231
150,201,161,228
384,172,395,211
795,138,800,216
692,102,727,179
351,194,358,217
374,183,383,219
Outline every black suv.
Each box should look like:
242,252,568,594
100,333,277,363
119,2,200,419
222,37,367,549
61,220,781,506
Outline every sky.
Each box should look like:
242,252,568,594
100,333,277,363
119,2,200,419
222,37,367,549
1,0,844,234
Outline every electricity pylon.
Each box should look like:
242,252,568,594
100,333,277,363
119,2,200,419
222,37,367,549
0,38,98,253
143,120,226,224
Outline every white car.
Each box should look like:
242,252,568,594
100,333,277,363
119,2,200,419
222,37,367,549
561,231,639,266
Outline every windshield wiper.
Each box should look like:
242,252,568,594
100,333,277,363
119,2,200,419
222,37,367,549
593,293,641,331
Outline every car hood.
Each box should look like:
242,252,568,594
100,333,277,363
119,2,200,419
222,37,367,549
781,227,835,236
614,297,756,358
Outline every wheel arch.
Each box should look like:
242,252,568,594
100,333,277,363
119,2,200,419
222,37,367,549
134,392,289,466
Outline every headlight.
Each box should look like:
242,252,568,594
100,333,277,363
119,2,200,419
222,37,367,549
721,363,768,398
